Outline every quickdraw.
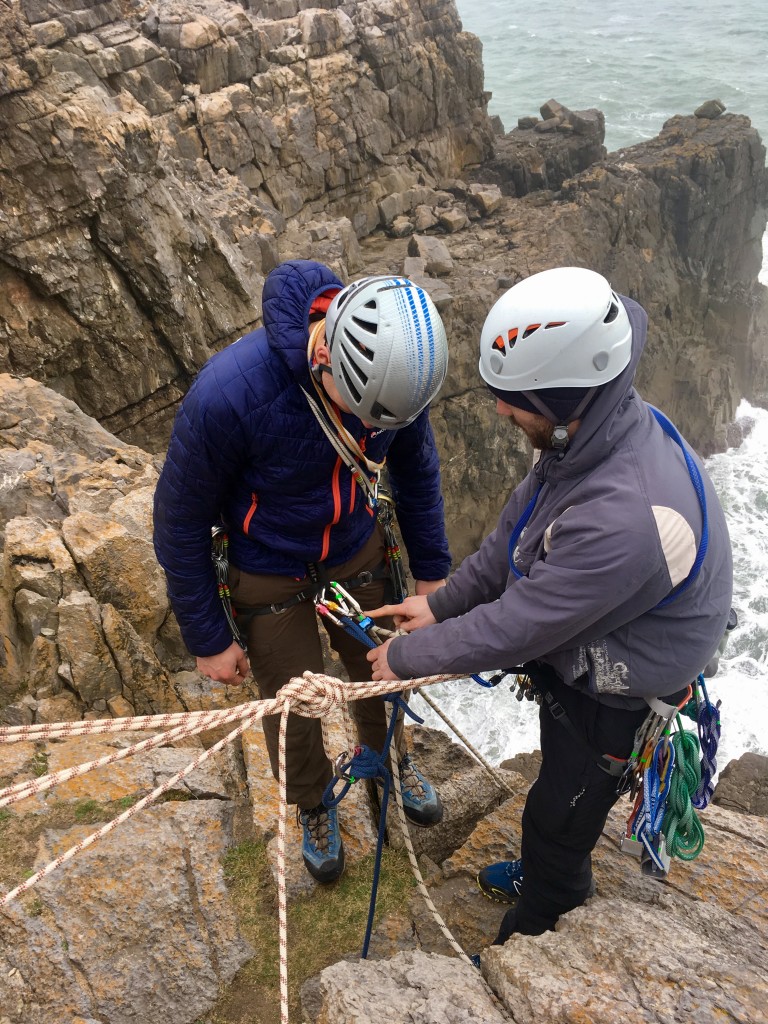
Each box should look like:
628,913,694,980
314,579,394,651
619,675,719,878
211,526,246,650
376,494,408,605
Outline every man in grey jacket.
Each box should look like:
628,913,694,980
366,267,733,943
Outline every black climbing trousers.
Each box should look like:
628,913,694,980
494,670,648,943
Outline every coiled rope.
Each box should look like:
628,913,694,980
662,719,706,860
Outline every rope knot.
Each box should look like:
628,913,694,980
275,671,346,719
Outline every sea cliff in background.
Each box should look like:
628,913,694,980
1,2,768,1022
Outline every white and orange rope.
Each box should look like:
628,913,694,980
0,669,511,1024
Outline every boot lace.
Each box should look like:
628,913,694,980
298,804,330,853
398,755,426,800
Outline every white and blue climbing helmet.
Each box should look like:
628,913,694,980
479,267,633,393
325,276,448,429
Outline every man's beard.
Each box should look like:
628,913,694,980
516,417,558,450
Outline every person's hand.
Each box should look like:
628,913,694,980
367,594,437,632
197,641,250,686
367,638,401,681
414,578,446,597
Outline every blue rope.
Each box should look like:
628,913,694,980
648,406,709,608
691,675,721,809
320,613,424,959
470,673,497,688
507,484,544,580
321,689,419,959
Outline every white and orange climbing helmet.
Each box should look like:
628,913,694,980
479,267,633,393
325,276,448,429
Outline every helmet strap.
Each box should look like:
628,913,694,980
522,387,597,450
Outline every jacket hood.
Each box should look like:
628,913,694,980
261,260,344,382
543,295,649,481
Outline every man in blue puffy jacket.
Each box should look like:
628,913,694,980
153,260,452,883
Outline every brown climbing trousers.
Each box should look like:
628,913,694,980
229,525,406,809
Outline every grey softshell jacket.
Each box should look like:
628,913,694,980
388,298,734,707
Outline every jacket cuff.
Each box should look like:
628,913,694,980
185,622,238,660
387,634,412,680
427,584,455,622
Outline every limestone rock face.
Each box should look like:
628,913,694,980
308,775,768,1024
0,800,252,1024
0,0,493,449
356,111,768,558
713,751,768,816
0,374,184,717
311,949,508,1024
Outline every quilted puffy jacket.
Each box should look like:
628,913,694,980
388,296,733,707
153,260,451,657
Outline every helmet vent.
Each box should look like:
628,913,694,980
351,314,378,336
604,297,620,324
345,330,375,361
544,321,566,329
523,323,541,339
370,401,396,422
340,364,363,404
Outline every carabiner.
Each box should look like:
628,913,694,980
333,748,360,783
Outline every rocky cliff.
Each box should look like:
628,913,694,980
0,0,492,448
2,3,767,562
1,1,768,1021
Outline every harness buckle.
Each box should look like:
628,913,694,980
356,570,373,587
270,602,288,615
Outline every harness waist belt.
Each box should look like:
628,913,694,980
235,563,389,619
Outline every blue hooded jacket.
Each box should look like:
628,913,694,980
153,260,451,657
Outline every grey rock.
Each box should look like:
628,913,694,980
713,752,768,816
0,802,251,1024
695,99,726,118
408,235,454,275
308,949,507,1023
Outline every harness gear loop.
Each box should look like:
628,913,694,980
211,525,246,649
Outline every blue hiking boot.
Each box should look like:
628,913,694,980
299,803,345,883
398,753,443,827
477,858,523,903
478,859,597,904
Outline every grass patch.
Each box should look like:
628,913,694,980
30,750,48,777
115,795,139,811
208,841,417,1024
74,799,107,822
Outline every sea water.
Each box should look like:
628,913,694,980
414,1,768,768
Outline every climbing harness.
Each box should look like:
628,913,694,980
496,403,728,879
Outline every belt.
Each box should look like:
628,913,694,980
234,563,389,619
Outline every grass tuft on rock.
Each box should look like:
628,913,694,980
209,840,417,1024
